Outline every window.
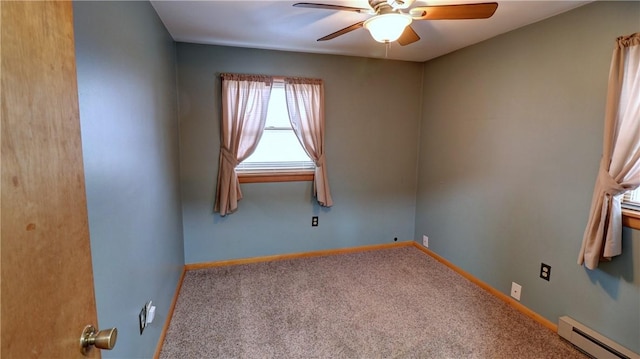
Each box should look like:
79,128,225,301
236,80,314,183
215,73,332,215
579,33,640,268
622,187,640,230
623,188,640,209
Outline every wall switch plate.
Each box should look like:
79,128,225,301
510,282,522,301
540,263,551,281
311,216,318,227
422,235,429,247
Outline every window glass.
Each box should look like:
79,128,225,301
237,82,314,172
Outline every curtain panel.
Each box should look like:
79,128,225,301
284,77,334,207
214,74,273,216
579,33,640,269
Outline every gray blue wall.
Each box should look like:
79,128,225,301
74,2,184,358
177,44,423,263
415,1,639,352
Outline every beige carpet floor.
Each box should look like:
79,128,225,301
160,246,588,358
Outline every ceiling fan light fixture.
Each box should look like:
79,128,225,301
363,13,412,43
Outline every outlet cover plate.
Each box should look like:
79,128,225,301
422,235,429,247
510,282,522,301
540,263,551,281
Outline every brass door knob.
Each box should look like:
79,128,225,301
80,325,117,354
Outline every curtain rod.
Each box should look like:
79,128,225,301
219,73,321,82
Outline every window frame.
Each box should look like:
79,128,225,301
238,171,314,183
622,188,640,230
236,79,315,183
622,208,640,230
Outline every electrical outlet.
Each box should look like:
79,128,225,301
422,235,429,247
510,282,522,301
540,263,551,281
311,216,318,227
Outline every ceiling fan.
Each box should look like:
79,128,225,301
293,0,498,45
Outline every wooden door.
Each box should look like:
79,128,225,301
1,1,101,358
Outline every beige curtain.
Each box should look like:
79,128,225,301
579,33,640,269
214,74,273,216
284,77,333,207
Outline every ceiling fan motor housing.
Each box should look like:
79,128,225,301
369,0,396,14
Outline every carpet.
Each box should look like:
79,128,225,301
160,246,587,358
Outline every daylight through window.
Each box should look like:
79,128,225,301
236,81,314,173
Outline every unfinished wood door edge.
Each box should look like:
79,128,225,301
153,267,186,359
410,242,558,333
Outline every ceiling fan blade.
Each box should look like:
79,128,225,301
293,3,370,13
410,2,498,20
317,21,365,41
397,25,420,46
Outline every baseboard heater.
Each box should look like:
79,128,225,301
558,316,639,359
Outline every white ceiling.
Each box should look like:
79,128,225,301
151,0,591,62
